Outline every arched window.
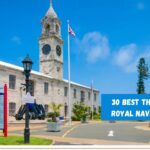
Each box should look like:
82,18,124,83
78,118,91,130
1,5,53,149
44,82,49,94
94,106,97,112
45,24,50,35
73,89,77,99
80,91,85,102
44,104,49,115
9,75,16,89
64,87,68,97
88,92,91,101
94,93,97,101
56,24,59,33
9,102,16,116
64,103,68,117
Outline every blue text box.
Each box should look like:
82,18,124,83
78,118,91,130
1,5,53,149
101,94,150,121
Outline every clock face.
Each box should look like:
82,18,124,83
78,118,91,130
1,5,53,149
56,45,61,56
42,44,51,55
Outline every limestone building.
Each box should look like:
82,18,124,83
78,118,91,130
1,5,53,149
0,1,99,121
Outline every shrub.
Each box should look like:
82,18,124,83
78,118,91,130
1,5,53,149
47,112,60,118
71,116,80,121
72,102,90,122
93,114,100,120
48,102,63,122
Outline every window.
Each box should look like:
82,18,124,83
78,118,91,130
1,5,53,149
94,106,97,112
80,91,85,102
56,24,59,33
57,67,60,72
9,75,16,89
9,102,16,116
44,82,49,94
44,104,49,114
94,93,97,101
73,89,77,99
64,103,68,117
64,87,68,97
88,92,91,101
45,24,50,35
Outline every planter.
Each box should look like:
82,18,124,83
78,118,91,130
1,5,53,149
47,122,62,132
80,117,89,123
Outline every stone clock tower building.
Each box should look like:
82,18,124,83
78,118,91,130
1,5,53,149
0,0,99,122
39,0,63,80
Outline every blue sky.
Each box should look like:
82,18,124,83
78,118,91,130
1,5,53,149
0,0,150,94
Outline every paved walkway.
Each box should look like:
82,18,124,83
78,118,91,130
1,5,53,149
8,124,46,132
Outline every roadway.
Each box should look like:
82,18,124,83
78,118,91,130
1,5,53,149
10,121,150,145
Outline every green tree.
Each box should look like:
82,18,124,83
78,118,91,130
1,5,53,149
136,58,150,126
137,57,149,94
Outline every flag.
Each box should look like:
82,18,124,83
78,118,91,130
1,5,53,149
68,25,76,37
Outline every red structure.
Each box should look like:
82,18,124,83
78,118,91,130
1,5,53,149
3,84,7,137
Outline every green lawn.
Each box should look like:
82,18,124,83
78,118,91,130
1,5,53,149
0,136,53,145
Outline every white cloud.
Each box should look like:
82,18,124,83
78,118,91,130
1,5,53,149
138,47,150,65
137,2,145,10
113,44,150,73
74,32,150,74
11,36,21,45
126,50,150,73
124,59,138,73
114,44,137,67
75,32,110,63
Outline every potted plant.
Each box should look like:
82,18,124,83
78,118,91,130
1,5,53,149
47,102,63,132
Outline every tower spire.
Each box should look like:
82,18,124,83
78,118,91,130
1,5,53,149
46,0,57,18
50,0,53,7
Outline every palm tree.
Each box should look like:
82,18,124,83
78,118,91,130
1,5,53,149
49,102,63,122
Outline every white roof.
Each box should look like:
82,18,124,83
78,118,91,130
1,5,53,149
63,79,99,92
0,61,99,92
0,61,53,79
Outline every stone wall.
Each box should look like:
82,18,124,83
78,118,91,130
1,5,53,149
0,64,99,122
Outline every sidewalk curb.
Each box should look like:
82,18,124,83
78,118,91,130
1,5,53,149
52,140,55,145
135,126,150,131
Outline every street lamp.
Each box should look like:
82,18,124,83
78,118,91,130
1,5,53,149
22,55,33,144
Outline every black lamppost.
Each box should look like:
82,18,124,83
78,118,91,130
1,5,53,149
22,55,33,144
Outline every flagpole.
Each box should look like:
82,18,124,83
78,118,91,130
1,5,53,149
91,80,94,121
67,20,72,126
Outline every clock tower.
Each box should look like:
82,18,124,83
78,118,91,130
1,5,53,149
39,0,63,80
